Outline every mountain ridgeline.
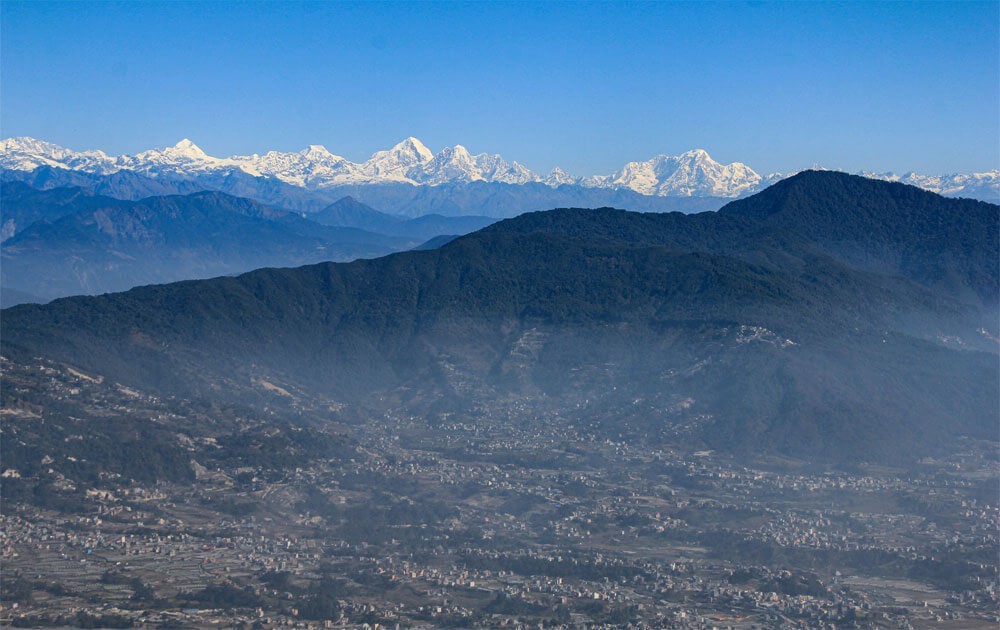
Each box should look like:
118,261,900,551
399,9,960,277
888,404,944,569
310,196,498,240
3,164,728,217
5,135,998,204
0,182,419,300
3,172,997,463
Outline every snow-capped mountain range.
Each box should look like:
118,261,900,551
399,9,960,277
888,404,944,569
1,136,997,201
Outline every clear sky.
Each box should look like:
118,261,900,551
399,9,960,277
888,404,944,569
2,1,997,176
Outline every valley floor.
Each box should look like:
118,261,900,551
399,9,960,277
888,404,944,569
1,358,998,628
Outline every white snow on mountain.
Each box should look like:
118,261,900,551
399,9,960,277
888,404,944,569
544,167,581,187
362,137,435,181
1,135,996,201
118,139,233,177
414,145,538,185
600,149,764,197
861,170,1000,203
0,137,117,174
230,145,360,187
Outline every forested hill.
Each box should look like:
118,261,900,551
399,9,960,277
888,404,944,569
3,172,997,463
482,171,998,306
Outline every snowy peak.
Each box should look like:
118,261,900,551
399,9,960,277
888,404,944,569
0,137,75,170
228,145,358,187
128,139,220,171
861,169,1000,202
358,138,541,185
0,135,996,201
544,167,580,186
363,137,435,180
297,144,348,167
603,149,762,197
447,144,475,160
679,148,711,159
170,138,207,159
473,153,538,185
1,136,73,157
382,137,435,165
0,136,116,173
396,137,434,162
416,145,479,184
413,145,540,185
300,144,342,161
133,139,209,162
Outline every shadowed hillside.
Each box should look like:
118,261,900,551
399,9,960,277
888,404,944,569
3,172,997,462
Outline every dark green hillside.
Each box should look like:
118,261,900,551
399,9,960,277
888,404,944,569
720,171,999,305
484,171,999,306
3,172,997,462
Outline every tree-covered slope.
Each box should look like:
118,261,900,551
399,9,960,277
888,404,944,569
483,171,999,306
2,172,996,462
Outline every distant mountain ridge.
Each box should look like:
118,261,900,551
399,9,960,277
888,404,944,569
310,196,497,240
3,136,996,202
0,184,417,300
0,165,730,218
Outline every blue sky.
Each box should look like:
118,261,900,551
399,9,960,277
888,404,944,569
2,1,997,175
